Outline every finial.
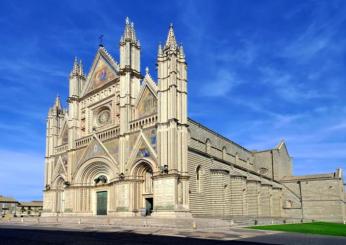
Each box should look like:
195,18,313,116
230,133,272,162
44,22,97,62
125,16,130,24
145,67,149,75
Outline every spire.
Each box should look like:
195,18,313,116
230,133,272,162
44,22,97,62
79,59,84,77
121,17,137,43
165,23,177,50
70,57,79,77
54,95,62,110
179,44,185,59
131,22,137,41
158,43,163,57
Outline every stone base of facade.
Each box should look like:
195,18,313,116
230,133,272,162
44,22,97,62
151,210,192,218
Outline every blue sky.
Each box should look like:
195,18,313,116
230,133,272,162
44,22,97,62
0,0,345,201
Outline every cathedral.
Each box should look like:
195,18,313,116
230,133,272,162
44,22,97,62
43,18,346,222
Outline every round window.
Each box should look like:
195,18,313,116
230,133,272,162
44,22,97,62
97,109,111,125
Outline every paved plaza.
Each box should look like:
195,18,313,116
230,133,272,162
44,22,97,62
1,222,346,245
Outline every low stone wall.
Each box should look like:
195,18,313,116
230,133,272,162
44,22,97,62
1,216,317,230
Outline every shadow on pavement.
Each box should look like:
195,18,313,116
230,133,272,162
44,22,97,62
0,227,273,245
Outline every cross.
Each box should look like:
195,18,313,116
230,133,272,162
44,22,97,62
99,34,104,47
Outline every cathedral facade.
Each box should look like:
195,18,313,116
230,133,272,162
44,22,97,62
43,18,346,221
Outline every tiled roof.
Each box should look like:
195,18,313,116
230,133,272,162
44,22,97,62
0,196,18,203
18,201,43,207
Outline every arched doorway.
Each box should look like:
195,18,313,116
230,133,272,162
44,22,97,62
55,177,65,214
73,157,117,216
132,161,154,215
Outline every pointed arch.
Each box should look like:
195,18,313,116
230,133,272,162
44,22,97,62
73,156,118,185
196,165,203,193
129,158,157,176
52,174,66,189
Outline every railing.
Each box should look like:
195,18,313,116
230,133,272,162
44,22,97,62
74,115,157,149
129,114,158,132
54,144,68,154
75,126,120,148
96,126,120,141
75,136,93,148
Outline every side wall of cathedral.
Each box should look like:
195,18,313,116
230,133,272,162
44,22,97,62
187,119,284,218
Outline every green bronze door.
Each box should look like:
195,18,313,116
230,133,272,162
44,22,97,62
96,191,107,215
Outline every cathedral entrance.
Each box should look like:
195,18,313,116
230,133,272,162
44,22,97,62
145,197,153,215
55,177,65,214
132,161,154,216
96,191,107,215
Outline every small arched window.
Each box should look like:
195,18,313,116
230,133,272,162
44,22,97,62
206,139,211,154
196,166,202,193
222,147,227,160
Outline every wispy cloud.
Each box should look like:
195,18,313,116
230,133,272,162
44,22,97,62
199,70,241,97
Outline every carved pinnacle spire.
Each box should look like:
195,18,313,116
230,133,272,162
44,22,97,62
121,17,137,43
70,57,79,76
79,59,84,77
158,43,163,57
179,44,185,59
54,95,62,110
165,23,177,50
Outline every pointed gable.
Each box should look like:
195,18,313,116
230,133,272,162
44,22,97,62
136,86,157,118
126,131,158,170
135,73,158,119
80,138,108,164
81,47,119,96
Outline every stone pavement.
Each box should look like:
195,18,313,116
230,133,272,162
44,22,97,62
0,222,346,245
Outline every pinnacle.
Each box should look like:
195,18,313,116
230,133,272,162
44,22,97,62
79,59,84,76
121,17,137,43
157,43,163,57
54,95,62,110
